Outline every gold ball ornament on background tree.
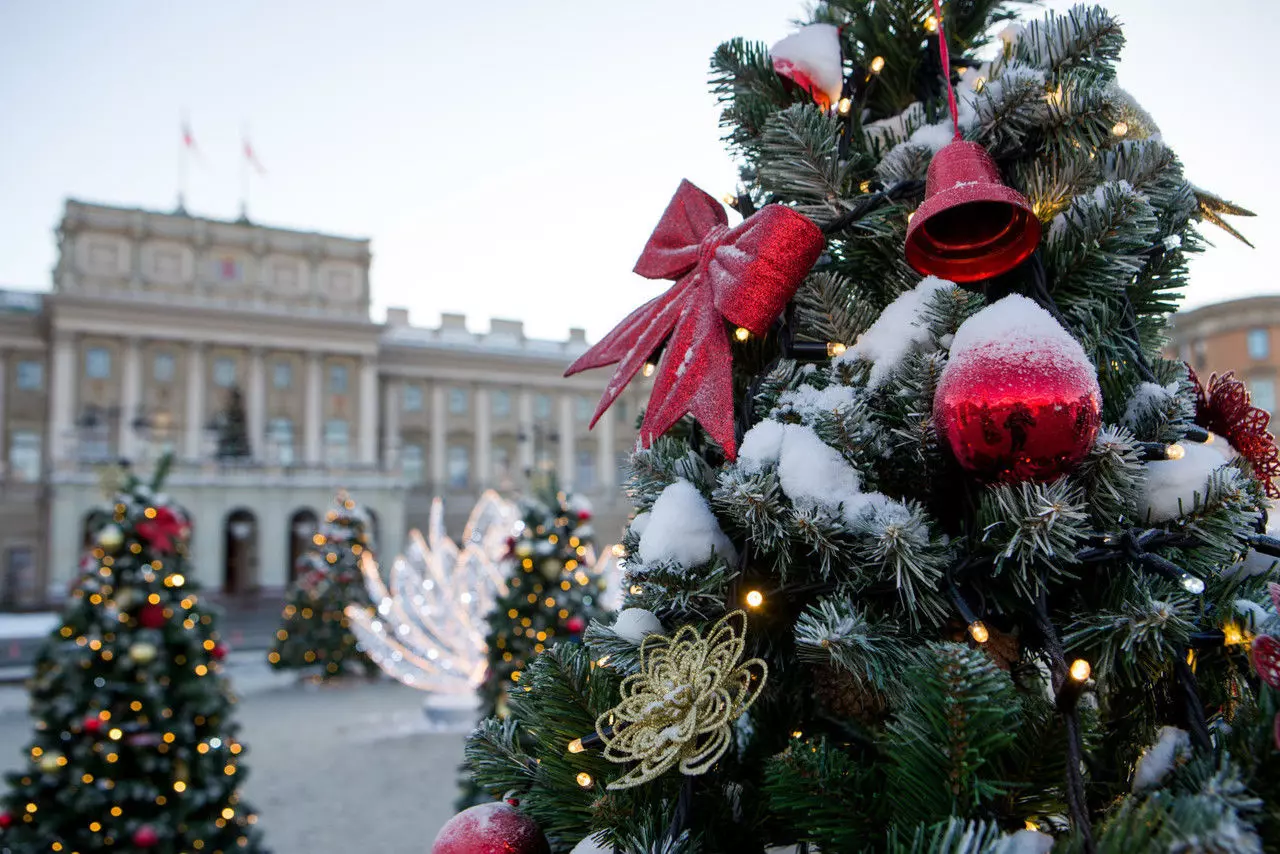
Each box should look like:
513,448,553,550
128,642,158,664
37,751,62,774
97,524,125,553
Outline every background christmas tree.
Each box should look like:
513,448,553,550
214,386,251,461
268,490,378,679
0,458,265,853
445,3,1280,853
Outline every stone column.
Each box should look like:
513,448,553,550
247,348,265,461
358,356,378,465
382,376,401,471
517,389,534,475
304,352,322,465
474,386,491,487
430,384,446,490
49,334,77,466
597,400,616,491
184,342,205,460
118,338,142,461
0,350,7,477
559,394,575,490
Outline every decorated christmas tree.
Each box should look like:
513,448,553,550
268,490,378,679
214,385,251,461
0,459,265,853
440,4,1280,853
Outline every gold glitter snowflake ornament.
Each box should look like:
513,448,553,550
596,610,767,789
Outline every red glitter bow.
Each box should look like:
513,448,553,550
1188,367,1280,498
566,180,824,460
136,506,187,554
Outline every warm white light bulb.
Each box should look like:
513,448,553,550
745,590,764,608
869,56,886,74
1069,659,1091,682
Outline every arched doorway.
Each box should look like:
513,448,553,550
288,508,318,582
81,513,97,551
222,508,259,595
365,508,379,552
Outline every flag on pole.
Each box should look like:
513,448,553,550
243,138,266,175
182,120,197,151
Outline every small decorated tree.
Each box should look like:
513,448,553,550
0,458,265,852
214,386,251,461
268,490,378,679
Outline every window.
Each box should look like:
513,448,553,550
268,418,295,466
576,396,592,420
491,390,511,417
329,364,349,394
534,394,552,419
1251,377,1276,413
325,419,349,465
2,547,35,609
403,384,423,412
1249,328,1271,361
85,347,110,379
449,388,469,415
8,431,41,482
447,444,470,489
213,357,236,388
575,449,596,491
401,444,424,483
16,360,43,391
153,352,175,382
273,362,293,390
1192,339,1207,370
77,423,110,463
493,445,511,480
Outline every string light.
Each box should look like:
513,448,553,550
1180,574,1205,595
722,193,737,207
1069,659,1091,681
837,97,852,116
745,590,764,608
923,14,939,32
1165,443,1186,460
575,772,593,788
1223,621,1246,646
968,621,990,644
1024,820,1038,831
567,738,585,754
869,56,885,74
1111,120,1129,137
642,362,656,378
734,327,751,342
859,180,872,193
826,342,847,357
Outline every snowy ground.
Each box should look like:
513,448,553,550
0,657,467,852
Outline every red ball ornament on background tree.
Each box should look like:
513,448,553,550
132,825,160,847
211,642,229,661
564,615,587,634
934,295,1101,482
0,810,13,829
576,509,592,522
431,802,549,854
136,603,166,629
82,715,103,735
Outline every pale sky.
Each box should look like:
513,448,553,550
0,1,1272,342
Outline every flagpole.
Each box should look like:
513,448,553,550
239,126,250,221
177,120,188,213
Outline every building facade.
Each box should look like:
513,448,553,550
1165,295,1280,417
0,200,647,609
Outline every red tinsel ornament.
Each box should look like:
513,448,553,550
1188,367,1280,498
1251,633,1280,748
566,180,824,460
136,506,187,554
431,802,549,854
136,603,166,629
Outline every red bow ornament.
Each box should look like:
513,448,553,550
136,506,187,555
566,180,824,460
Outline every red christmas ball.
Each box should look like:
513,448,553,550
564,615,587,634
132,825,160,847
136,603,166,629
934,304,1100,483
431,802,549,854
82,715,103,734
211,643,228,661
576,510,592,522
0,810,13,828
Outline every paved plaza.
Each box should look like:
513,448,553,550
0,657,468,852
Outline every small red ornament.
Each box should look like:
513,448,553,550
770,23,844,111
934,296,1101,482
576,509,592,522
82,715,103,735
1188,367,1280,498
136,506,187,554
903,2,1040,284
136,603,166,629
566,180,824,460
431,802,550,854
211,643,228,661
564,615,587,634
132,825,160,847
0,810,11,829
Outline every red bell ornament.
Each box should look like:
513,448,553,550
905,140,1041,284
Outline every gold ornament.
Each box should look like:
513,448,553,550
97,525,125,553
538,558,562,581
38,752,62,773
129,642,158,664
514,542,534,558
595,610,766,790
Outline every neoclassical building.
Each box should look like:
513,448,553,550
0,200,646,609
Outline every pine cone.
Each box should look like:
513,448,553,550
813,663,887,724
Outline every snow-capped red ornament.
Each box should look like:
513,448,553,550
136,603,166,629
934,295,1100,482
97,524,124,553
132,824,160,847
82,715,103,735
430,802,549,854
565,180,824,461
770,23,844,110
564,615,587,634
